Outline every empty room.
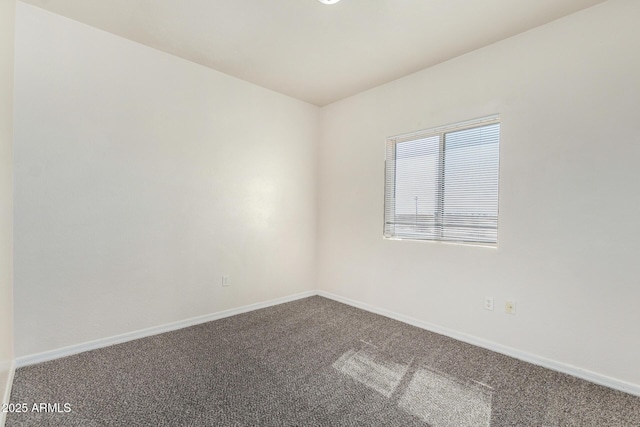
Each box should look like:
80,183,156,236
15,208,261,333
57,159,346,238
1,0,639,425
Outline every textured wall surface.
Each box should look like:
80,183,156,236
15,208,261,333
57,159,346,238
11,0,640,396
0,0,16,417
13,3,319,357
318,0,640,387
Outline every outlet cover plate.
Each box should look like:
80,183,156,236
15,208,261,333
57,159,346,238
484,297,494,311
505,300,516,314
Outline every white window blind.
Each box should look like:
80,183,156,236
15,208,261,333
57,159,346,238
384,116,500,245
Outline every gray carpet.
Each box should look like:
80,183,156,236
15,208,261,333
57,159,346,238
7,296,640,426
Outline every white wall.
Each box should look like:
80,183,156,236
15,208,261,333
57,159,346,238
11,0,640,393
318,0,640,388
0,0,16,418
13,3,319,357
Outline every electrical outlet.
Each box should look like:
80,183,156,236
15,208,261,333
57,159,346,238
222,275,230,287
484,296,494,311
505,300,516,315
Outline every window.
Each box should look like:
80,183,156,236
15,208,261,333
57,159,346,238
384,116,500,245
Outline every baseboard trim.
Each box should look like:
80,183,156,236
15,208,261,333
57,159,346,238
0,360,16,427
16,290,316,368
14,289,640,397
317,290,640,397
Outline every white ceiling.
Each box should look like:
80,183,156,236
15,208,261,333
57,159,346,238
21,0,607,106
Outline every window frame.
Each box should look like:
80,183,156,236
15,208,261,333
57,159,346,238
383,115,501,247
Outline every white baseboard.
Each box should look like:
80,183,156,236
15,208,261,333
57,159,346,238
16,290,316,368
0,360,16,427
317,290,640,397
13,288,640,398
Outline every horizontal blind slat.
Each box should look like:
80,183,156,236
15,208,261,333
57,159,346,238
384,117,500,244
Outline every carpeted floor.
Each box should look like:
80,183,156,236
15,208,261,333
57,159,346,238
6,296,640,426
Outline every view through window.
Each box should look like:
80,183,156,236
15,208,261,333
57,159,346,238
384,116,500,245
